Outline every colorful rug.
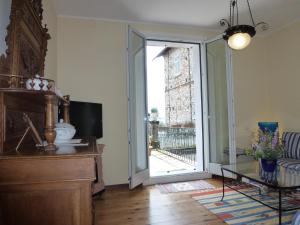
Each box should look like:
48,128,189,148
192,187,298,225
156,180,215,193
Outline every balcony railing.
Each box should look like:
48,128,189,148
157,148,196,165
157,127,196,165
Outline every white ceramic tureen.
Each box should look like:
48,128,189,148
55,119,76,143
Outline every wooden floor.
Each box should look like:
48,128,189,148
94,179,225,225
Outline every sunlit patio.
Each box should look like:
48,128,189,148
149,149,196,177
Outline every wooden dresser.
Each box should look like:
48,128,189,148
0,138,99,225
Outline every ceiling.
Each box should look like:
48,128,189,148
53,0,300,33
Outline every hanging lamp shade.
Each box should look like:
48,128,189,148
223,25,256,50
228,33,251,50
220,0,268,50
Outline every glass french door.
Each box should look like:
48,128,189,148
128,27,149,189
202,38,236,175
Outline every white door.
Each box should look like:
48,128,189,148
202,38,236,176
128,27,149,189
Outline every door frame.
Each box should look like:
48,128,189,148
127,30,237,186
145,37,206,178
127,26,150,189
201,36,236,175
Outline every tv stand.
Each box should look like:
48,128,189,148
93,144,105,195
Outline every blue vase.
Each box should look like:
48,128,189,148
258,122,278,133
261,159,277,172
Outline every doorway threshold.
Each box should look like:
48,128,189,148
149,150,196,177
144,171,212,186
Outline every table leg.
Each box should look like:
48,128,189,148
279,189,282,225
221,168,225,201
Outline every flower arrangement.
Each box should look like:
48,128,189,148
246,128,283,160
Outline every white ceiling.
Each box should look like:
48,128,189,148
53,0,300,32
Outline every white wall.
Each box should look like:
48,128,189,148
232,37,271,147
266,21,300,133
57,18,129,185
232,21,300,148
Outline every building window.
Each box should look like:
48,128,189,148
174,55,181,75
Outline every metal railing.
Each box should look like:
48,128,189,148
157,127,196,165
157,148,196,165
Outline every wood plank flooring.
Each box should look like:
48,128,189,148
94,179,225,225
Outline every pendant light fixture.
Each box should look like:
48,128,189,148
220,0,268,50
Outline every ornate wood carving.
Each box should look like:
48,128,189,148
0,91,46,151
31,0,43,20
0,0,50,82
0,0,54,152
19,33,41,76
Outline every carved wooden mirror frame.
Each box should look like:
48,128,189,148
0,0,59,152
0,0,50,88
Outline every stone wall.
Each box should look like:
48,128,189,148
164,47,195,127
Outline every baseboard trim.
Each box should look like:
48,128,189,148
143,172,212,185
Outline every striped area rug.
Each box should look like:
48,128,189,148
192,187,296,225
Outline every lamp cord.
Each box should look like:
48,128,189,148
236,0,239,25
229,0,232,26
247,0,256,26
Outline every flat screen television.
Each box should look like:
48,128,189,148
60,101,103,139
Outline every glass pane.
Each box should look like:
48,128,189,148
130,31,148,173
206,39,229,165
223,162,300,188
0,0,11,56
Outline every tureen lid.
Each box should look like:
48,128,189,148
55,119,75,129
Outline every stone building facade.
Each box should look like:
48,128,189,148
159,47,195,127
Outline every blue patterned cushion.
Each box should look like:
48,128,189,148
278,158,300,174
282,132,300,159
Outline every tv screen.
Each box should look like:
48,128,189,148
66,101,103,139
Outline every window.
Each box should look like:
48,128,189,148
174,55,181,74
